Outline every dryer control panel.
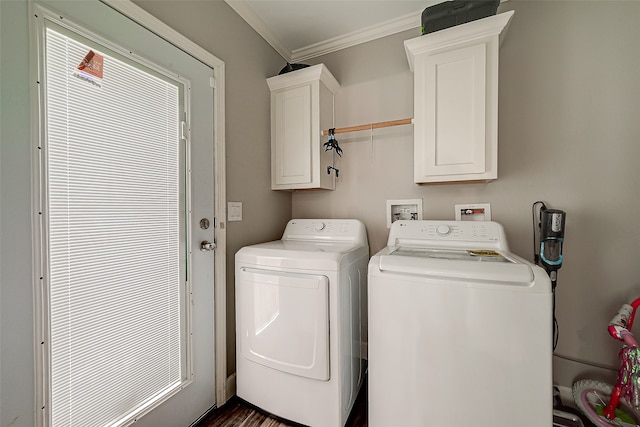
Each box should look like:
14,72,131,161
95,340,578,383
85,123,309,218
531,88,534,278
282,219,368,245
388,220,509,251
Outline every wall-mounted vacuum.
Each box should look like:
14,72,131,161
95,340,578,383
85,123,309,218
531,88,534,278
540,208,566,283
533,201,567,352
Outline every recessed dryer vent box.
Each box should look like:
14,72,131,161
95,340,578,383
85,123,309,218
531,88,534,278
387,199,423,228
455,203,491,221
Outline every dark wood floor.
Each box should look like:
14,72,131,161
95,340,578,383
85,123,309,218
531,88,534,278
196,379,367,427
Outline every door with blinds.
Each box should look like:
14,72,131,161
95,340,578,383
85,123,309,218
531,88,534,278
32,2,216,426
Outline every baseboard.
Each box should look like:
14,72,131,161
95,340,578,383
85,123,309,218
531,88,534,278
224,373,236,402
553,353,617,390
555,385,575,409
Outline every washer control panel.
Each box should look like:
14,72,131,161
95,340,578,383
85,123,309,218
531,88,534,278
388,220,508,250
436,224,452,236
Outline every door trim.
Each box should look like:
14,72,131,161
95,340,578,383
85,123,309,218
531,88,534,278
98,0,228,406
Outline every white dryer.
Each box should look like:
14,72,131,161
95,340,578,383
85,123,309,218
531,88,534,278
368,220,552,427
235,219,369,427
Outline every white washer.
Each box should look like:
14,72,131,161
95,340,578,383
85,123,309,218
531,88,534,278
235,219,369,427
368,220,552,427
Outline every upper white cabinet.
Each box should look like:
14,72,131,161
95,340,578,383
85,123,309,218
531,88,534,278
267,64,340,191
405,11,514,184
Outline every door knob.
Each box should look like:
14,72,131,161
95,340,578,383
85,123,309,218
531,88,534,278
200,240,216,252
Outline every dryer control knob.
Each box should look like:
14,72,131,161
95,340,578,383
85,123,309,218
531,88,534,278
436,224,451,236
314,222,326,231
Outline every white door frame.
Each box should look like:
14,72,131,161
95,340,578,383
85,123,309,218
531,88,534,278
99,0,228,407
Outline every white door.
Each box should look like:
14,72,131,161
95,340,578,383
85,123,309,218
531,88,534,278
32,1,217,426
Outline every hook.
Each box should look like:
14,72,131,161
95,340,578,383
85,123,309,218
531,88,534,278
323,128,343,157
324,128,342,178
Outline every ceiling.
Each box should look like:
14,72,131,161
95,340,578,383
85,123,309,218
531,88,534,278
224,0,441,62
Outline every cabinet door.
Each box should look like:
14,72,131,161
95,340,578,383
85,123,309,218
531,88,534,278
415,43,488,181
272,85,312,186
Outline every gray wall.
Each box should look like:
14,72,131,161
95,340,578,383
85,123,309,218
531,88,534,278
293,0,640,387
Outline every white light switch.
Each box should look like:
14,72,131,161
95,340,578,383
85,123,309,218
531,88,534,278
228,202,242,221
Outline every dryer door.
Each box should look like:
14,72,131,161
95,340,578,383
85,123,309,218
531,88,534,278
237,267,330,380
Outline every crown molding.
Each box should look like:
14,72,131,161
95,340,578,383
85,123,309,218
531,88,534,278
226,0,510,63
224,0,422,63
290,10,422,62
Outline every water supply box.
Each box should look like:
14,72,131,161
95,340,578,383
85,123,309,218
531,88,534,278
421,0,500,35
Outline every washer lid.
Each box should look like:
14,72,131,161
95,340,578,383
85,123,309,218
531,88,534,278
236,239,368,271
376,246,534,284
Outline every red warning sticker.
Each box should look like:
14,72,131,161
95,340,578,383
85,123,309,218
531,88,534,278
77,50,103,79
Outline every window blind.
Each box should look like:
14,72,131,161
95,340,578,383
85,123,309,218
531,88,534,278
45,26,186,427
